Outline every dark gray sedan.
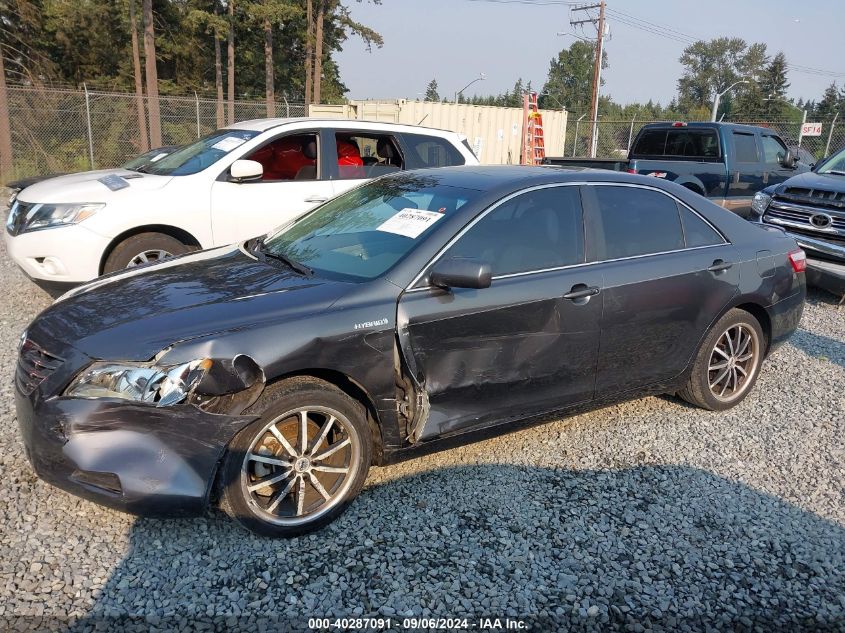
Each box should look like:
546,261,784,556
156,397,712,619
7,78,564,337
17,167,806,536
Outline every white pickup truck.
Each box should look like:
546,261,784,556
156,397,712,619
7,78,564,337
5,118,477,292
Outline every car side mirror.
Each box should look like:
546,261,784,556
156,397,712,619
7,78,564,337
429,257,492,290
780,150,796,169
229,159,264,182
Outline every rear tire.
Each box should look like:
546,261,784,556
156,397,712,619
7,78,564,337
219,377,372,537
103,232,191,273
678,309,765,411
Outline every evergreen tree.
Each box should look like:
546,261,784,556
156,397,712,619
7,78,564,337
541,40,604,114
423,78,439,102
815,82,839,119
760,52,790,118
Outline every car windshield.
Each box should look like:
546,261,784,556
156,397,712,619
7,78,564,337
143,130,260,176
816,148,845,175
121,147,177,171
260,174,480,281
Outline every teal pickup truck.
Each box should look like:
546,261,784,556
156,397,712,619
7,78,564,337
544,122,810,217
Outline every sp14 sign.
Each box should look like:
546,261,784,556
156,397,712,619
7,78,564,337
801,122,823,137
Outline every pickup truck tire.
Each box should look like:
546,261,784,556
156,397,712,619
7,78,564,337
678,308,764,411
103,232,192,273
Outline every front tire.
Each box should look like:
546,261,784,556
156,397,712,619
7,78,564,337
678,308,765,411
220,377,372,537
103,232,191,273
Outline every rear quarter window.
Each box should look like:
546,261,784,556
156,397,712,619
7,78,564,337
679,205,724,247
402,133,466,168
632,129,667,156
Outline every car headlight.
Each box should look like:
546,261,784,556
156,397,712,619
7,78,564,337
9,202,103,233
65,359,212,407
751,192,772,217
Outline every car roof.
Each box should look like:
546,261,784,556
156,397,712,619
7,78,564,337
385,164,677,192
639,121,779,135
226,117,460,137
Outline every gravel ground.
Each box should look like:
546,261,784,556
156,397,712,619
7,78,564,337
0,237,843,631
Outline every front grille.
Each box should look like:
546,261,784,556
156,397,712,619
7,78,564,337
16,338,63,395
6,200,32,236
780,187,845,212
765,195,845,239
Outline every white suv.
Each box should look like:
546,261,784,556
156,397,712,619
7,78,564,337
5,119,477,291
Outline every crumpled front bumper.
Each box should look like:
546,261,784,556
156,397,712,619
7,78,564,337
17,390,256,516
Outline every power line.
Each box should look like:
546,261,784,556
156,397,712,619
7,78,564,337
462,0,845,80
604,7,845,79
462,0,576,5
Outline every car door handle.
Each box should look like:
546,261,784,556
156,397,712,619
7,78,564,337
563,285,600,300
707,259,733,272
304,196,328,204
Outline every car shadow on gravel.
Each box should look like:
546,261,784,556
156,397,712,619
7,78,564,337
789,329,845,369
62,463,845,632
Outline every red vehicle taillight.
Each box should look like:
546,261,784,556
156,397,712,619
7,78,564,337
626,168,637,174
788,249,806,273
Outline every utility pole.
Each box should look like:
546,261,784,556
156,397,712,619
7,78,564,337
570,1,606,158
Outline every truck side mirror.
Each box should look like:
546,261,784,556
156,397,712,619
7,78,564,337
780,150,796,169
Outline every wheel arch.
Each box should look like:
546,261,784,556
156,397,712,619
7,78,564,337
99,225,203,275
677,178,706,196
262,369,385,465
731,301,772,354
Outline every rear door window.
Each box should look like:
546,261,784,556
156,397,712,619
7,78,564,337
333,133,404,179
402,133,466,168
589,185,684,260
664,129,719,158
733,132,759,163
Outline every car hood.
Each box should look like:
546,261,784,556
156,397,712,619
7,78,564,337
772,170,845,194
28,245,353,361
17,169,172,204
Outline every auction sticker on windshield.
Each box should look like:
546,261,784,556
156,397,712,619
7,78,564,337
212,136,248,152
376,209,444,239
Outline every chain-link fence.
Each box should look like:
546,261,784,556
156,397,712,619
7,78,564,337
562,117,845,162
4,85,307,180
6,85,845,180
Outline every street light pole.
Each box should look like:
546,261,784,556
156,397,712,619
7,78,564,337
710,80,749,122
454,73,486,104
573,113,587,157
764,95,807,146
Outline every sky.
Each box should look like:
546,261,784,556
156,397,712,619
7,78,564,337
335,0,845,112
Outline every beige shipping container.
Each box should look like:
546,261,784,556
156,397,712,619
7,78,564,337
309,100,567,165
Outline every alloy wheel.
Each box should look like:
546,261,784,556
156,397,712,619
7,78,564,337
708,323,759,403
127,249,173,268
240,407,360,527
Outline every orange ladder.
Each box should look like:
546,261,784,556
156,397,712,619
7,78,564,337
520,92,546,165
